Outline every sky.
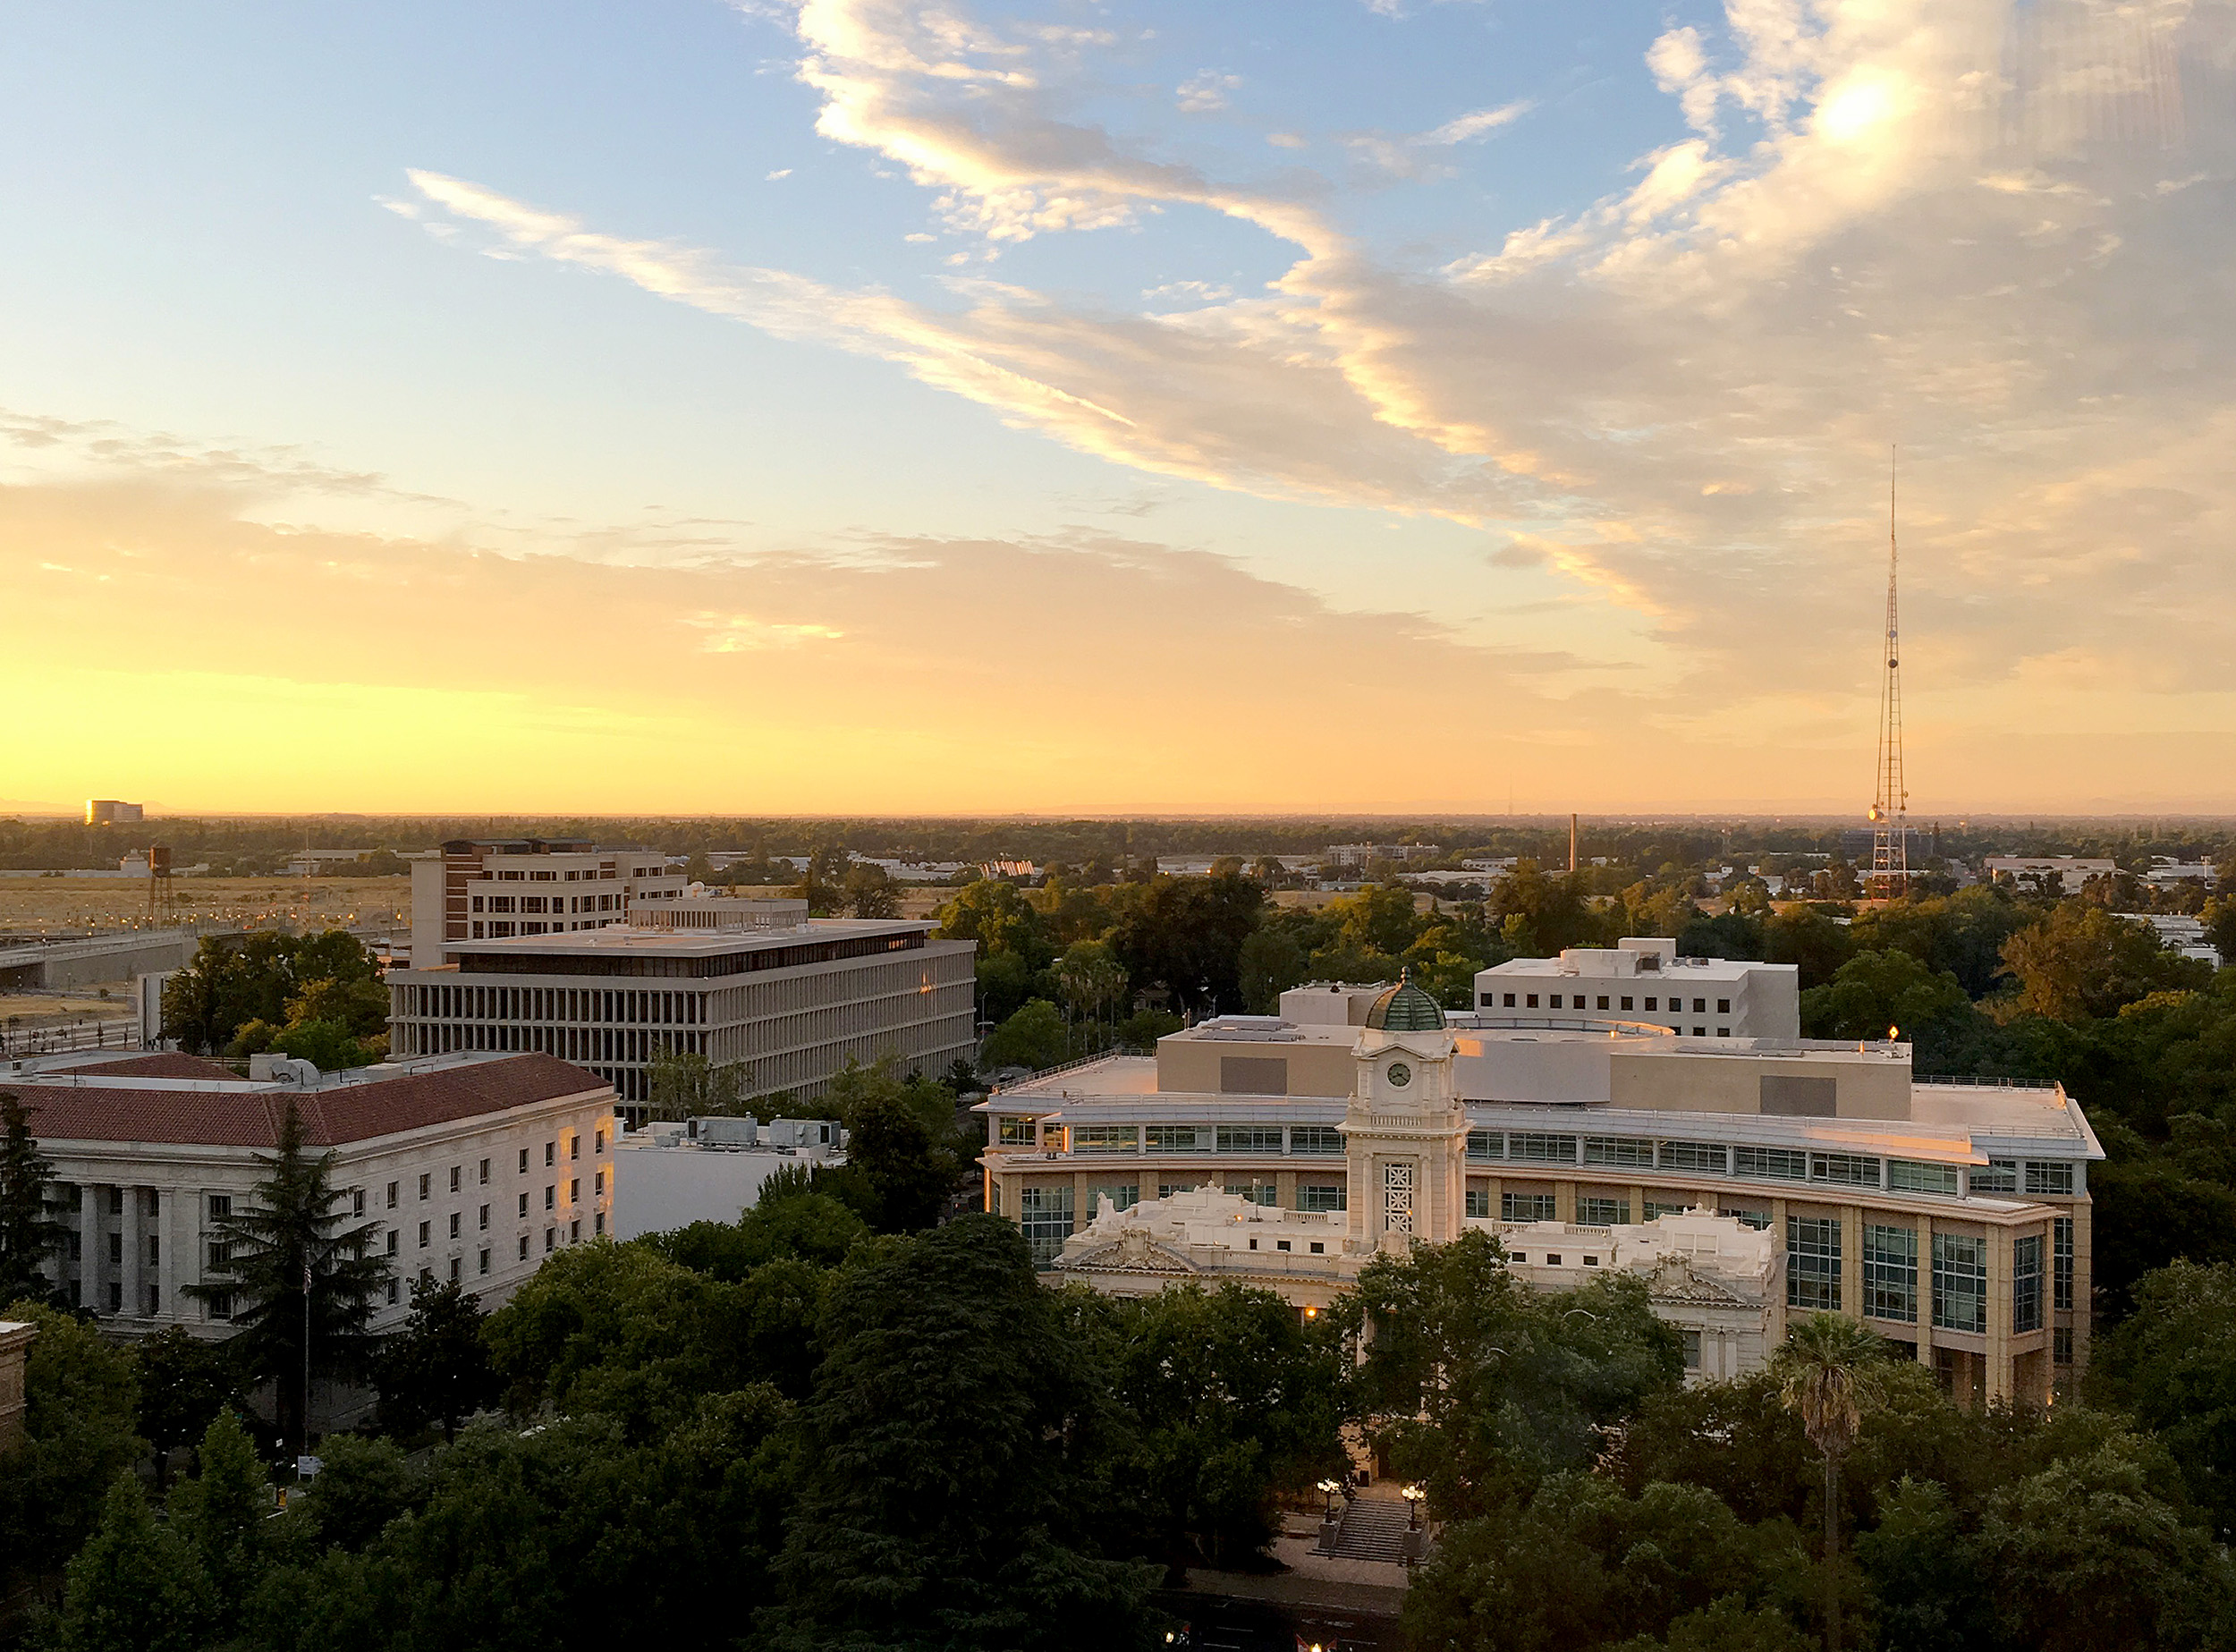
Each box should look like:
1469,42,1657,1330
4,0,2233,818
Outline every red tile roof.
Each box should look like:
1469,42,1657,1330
69,1053,239,1080
7,1055,609,1148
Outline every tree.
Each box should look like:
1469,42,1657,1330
2203,897,2236,969
645,1046,746,1122
167,1408,268,1627
0,1303,144,1597
1109,873,1266,1013
2002,903,2210,1021
2096,1259,2236,1529
1770,1313,1892,1652
0,1089,65,1306
50,1478,211,1652
1488,860,1594,953
843,861,901,919
1055,938,1129,1031
186,1098,389,1453
134,1325,236,1489
1236,924,1308,1013
981,998,1070,1072
376,1276,497,1441
842,1088,961,1233
764,1216,1153,1651
1800,951,1976,1056
162,929,383,1056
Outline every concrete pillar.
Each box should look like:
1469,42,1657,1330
1841,1203,1864,1321
1985,1226,2013,1405
1554,1180,1575,1223
2070,1199,2094,1376
1767,1198,1789,1345
79,1184,102,1314
1628,1182,1645,1222
1915,1214,1935,1367
120,1186,143,1319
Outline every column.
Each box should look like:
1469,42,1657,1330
119,1186,142,1319
158,1187,180,1322
1628,1182,1645,1222
1984,1225,2013,1405
1840,1203,1863,1321
2071,1199,2094,1376
1915,1214,1935,1368
78,1183,101,1313
1554,1180,1575,1223
1766,1198,1790,1346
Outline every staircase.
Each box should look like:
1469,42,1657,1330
1326,1496,1415,1563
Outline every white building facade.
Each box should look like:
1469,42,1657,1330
1471,937,1801,1040
7,1048,617,1335
411,838,686,966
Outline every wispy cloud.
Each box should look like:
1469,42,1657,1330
1177,71,1240,114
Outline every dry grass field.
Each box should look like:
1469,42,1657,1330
0,876,411,940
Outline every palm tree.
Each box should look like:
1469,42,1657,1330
187,1098,388,1453
1770,1312,1889,1652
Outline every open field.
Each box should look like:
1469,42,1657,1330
0,876,410,939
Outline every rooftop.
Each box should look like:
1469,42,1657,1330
435,916,937,961
4,1052,609,1148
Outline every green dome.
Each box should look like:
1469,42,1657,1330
1365,969,1445,1032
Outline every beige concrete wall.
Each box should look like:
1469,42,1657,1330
1155,1036,1354,1097
1608,1048,1910,1120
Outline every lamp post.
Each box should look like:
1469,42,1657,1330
1317,1478,1342,1521
1402,1483,1426,1530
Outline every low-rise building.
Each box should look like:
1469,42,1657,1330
609,1114,845,1238
983,979,2097,1406
1984,856,2117,891
6,1048,617,1336
389,895,976,1118
1470,937,1800,1040
410,838,686,966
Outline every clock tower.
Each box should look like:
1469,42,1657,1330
1342,971,1469,1252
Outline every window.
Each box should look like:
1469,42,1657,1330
1597,995,1610,1010
1717,999,1731,1014
1019,1185,1075,1266
1584,1137,1653,1167
1467,1130,1503,1161
418,1173,431,1200
208,1290,233,1321
208,1193,232,1220
571,1221,580,1242
545,1228,556,1253
1156,1183,1197,1200
596,1130,606,1153
2054,1216,2073,1311
1579,1197,1630,1225
1224,1182,1278,1207
1526,994,1539,1008
1643,1199,1690,1220
1502,993,1516,1007
449,1257,462,1284
518,1192,529,1218
1681,1329,1702,1370
479,1204,489,1232
417,1221,430,1249
385,1278,400,1306
1502,1190,1557,1222
595,1213,605,1236
2026,1162,2075,1196
1644,996,1657,1012
1810,1153,1881,1188
1088,1183,1139,1213
1072,1125,1137,1154
1716,1029,1730,1038
519,1235,530,1261
1864,1224,1918,1323
1932,1233,1988,1333
1145,1124,1206,1153
1887,1160,1959,1195
593,1171,605,1197
479,1158,490,1184
1658,1139,1727,1173
1290,1126,1343,1156
1733,1146,1808,1182
208,1240,232,1270
518,1149,529,1174
545,1142,556,1167
1298,1183,1347,1213
1465,1188,1490,1218
1547,994,1563,1009
2013,1234,2044,1333
1509,1132,1578,1164
2054,1326,2074,1366
1788,1217,1842,1311
1719,1206,1771,1230
569,1178,580,1203
1216,1125,1284,1154
449,1165,462,1193
108,1232,123,1265
448,1212,461,1240
1969,1160,2019,1194
1693,998,1707,1013
109,1187,123,1216
545,1185,555,1211
479,1249,491,1276
385,1230,398,1256
995,1116,1038,1147
351,1188,366,1217
571,1135,580,1161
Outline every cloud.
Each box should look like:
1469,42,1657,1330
385,0,2236,802
765,167,793,180
1177,71,1240,114
1421,98,1532,146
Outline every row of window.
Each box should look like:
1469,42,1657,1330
1486,991,1733,1015
471,893,621,915
1786,1216,2072,1338
1464,1131,2077,1198
1024,1121,1350,1156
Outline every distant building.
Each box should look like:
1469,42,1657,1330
2143,915,2220,968
1985,856,2116,891
609,1113,846,1238
5,1048,615,1337
410,839,685,967
388,894,975,1118
285,849,377,876
1471,937,1801,1040
85,800,143,826
0,1320,32,1450
1326,843,1442,869
2146,858,2218,888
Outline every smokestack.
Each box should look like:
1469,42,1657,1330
1569,813,1578,875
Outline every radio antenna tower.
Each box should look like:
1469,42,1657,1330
1868,447,1909,896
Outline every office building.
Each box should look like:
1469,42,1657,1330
981,978,2097,1406
410,838,686,967
388,895,976,1117
610,1113,846,1239
1984,856,2116,891
1469,937,1800,1040
6,1048,617,1338
85,800,144,826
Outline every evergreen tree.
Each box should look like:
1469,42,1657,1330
375,1276,496,1441
168,1409,268,1632
185,1098,388,1452
134,1325,236,1490
0,1090,66,1307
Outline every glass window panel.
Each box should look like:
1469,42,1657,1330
1810,1153,1882,1188
1863,1224,1918,1324
1733,1146,1808,1182
2054,1216,2074,1312
1787,1216,1842,1311
1145,1125,1206,1153
1465,1187,1491,1218
1289,1126,1344,1156
1658,1139,1728,1173
1584,1137,1654,1167
1018,1185,1075,1266
1579,1197,1630,1225
1215,1125,1284,1154
1466,1130,1503,1162
1932,1233,1988,1333
1501,1190,1557,1222
1969,1160,2019,1194
2025,1162,2076,1196
1072,1125,1139,1154
1509,1132,1579,1165
1887,1160,1960,1195
1088,1183,1139,1213
2013,1233,2044,1333
1298,1182,1347,1213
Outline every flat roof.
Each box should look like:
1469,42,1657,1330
447,917,936,958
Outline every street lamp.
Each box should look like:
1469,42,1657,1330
1401,1483,1426,1530
1317,1478,1342,1521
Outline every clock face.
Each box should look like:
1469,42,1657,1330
1387,1061,1412,1089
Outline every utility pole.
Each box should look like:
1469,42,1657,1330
1868,447,1910,897
1569,813,1579,875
